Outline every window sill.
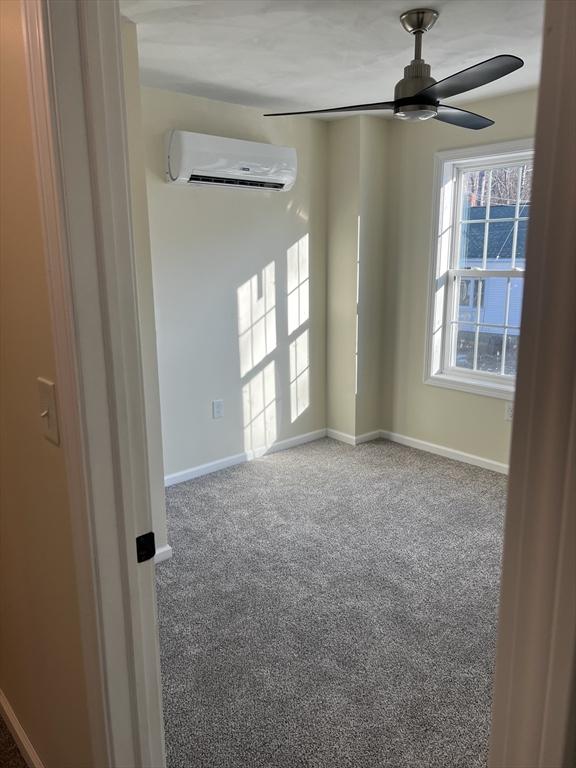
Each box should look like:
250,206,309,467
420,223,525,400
425,372,515,401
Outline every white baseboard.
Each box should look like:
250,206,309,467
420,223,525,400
0,689,45,768
355,430,382,445
326,426,508,473
325,428,356,445
164,426,508,488
265,429,327,455
164,429,328,487
326,429,381,446
154,544,172,564
165,451,248,487
379,430,509,474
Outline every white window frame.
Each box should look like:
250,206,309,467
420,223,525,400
425,139,534,400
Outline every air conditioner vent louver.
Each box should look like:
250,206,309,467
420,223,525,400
188,174,284,190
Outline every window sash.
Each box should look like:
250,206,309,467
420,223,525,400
444,269,524,377
453,162,530,271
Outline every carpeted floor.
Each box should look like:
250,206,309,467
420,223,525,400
0,716,27,768
156,438,506,768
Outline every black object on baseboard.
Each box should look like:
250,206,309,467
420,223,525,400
136,531,156,563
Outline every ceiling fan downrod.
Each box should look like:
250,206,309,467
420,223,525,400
414,30,424,61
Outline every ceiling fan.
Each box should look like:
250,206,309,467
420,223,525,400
264,8,524,130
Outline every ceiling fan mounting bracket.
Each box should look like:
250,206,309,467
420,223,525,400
399,8,439,36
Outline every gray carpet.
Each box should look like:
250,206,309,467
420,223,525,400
0,716,27,768
156,438,506,768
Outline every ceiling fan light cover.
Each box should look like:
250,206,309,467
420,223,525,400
394,103,437,121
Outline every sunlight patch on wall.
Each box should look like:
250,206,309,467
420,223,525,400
242,361,277,452
287,234,309,335
237,262,276,378
286,199,309,223
289,329,309,422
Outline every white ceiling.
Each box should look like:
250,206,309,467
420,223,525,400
120,0,544,115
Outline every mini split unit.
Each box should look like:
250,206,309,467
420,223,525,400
165,130,297,191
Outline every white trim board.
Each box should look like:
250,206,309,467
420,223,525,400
264,429,327,456
165,427,508,487
0,689,45,768
164,429,327,487
165,452,248,487
326,428,508,473
153,545,173,564
379,430,509,474
325,428,356,445
326,429,381,446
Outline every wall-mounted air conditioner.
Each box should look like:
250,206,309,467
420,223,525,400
165,130,297,191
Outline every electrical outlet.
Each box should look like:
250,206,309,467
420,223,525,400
505,401,514,422
212,399,224,419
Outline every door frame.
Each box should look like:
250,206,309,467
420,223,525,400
488,1,576,765
21,0,575,766
21,0,165,765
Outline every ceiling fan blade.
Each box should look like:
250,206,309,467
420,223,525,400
417,55,524,101
264,101,395,117
435,104,494,130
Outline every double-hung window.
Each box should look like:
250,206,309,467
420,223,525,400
426,140,533,399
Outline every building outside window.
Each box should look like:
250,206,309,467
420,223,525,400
426,140,533,399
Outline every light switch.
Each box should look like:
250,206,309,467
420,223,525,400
37,377,60,445
212,399,224,419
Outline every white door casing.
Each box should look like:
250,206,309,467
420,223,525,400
21,0,166,765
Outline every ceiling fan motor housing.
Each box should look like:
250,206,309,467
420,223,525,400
393,59,438,120
394,59,436,100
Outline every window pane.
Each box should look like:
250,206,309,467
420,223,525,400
516,220,528,268
489,166,519,217
458,278,484,323
461,170,489,220
477,327,504,372
455,327,475,369
479,277,507,326
505,333,520,376
459,222,485,267
519,163,533,217
507,278,524,329
486,220,514,266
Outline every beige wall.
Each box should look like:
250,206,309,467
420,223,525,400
0,2,92,766
140,87,327,476
326,118,361,436
381,89,538,464
121,20,168,551
326,115,388,439
356,117,388,436
125,30,536,470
